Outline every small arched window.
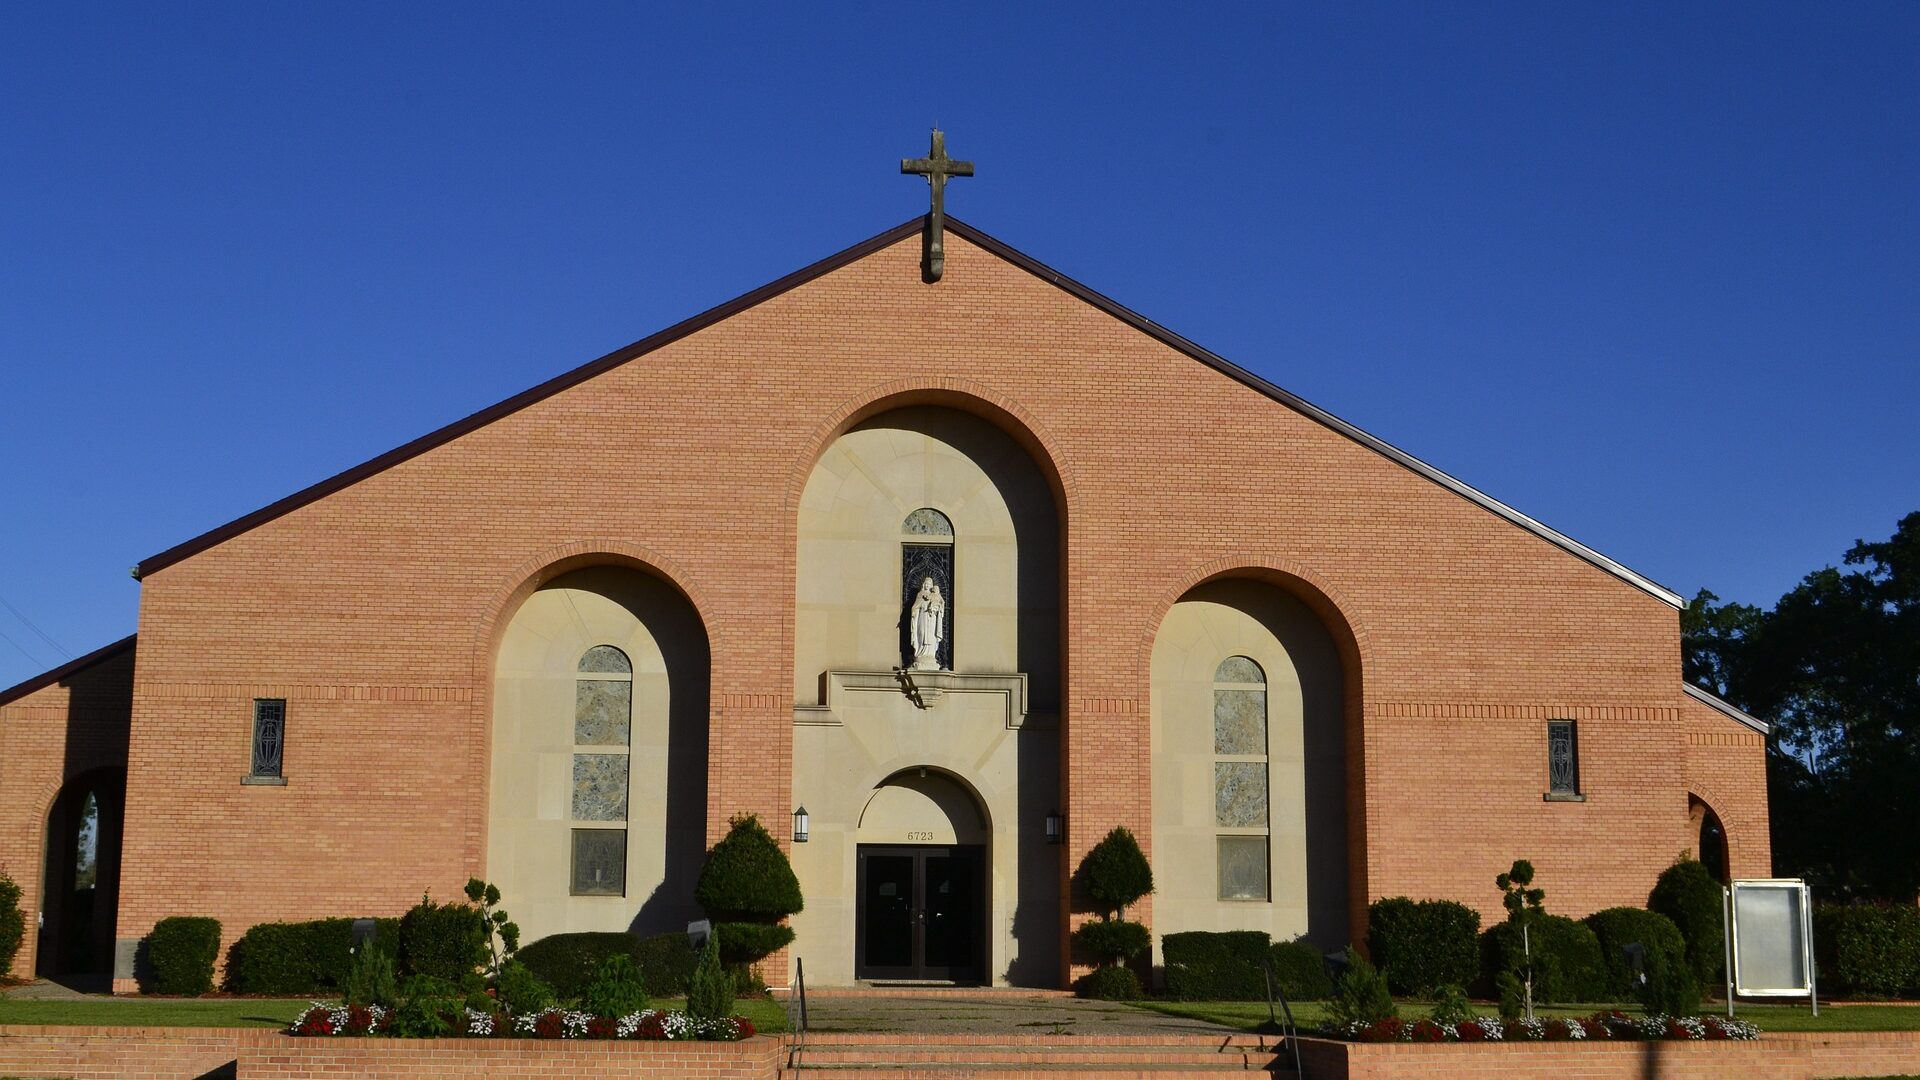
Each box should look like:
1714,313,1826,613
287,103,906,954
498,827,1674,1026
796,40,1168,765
1213,655,1269,901
572,645,631,896
901,508,954,670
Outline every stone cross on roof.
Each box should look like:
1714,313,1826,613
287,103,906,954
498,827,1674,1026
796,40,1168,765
901,128,974,283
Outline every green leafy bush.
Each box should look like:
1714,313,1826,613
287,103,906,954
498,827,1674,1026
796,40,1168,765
1641,948,1702,1016
1073,919,1151,965
1327,947,1397,1027
580,953,650,1018
517,930,699,1001
1583,906,1690,1001
1078,963,1143,1000
1161,930,1272,1000
146,917,221,995
494,958,556,1013
1650,859,1726,985
226,917,402,994
1815,904,1920,998
713,921,795,965
0,873,25,974
1429,984,1473,1026
389,974,466,1038
685,932,734,1020
398,893,487,982
1367,897,1481,995
344,941,399,1008
1269,939,1334,1000
696,815,804,921
695,815,802,966
1480,915,1607,1004
1079,827,1154,914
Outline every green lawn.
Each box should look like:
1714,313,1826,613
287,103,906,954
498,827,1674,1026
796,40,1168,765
1129,999,1920,1034
0,993,789,1034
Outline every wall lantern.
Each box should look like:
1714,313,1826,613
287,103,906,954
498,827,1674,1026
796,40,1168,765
793,806,810,844
1045,811,1064,845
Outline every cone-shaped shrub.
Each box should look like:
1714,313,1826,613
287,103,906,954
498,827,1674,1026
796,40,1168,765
685,931,734,1020
695,815,803,921
1079,826,1154,915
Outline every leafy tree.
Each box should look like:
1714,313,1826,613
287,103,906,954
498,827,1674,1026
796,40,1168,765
1684,512,1920,900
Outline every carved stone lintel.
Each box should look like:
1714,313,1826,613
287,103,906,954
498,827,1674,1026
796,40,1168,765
795,670,1047,730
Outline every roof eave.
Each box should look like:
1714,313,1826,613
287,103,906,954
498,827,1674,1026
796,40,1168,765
0,634,138,708
1682,682,1771,735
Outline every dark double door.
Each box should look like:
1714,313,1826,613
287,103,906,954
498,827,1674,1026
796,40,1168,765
856,845,985,983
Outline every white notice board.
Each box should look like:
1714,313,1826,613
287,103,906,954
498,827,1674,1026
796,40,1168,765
1728,878,1813,997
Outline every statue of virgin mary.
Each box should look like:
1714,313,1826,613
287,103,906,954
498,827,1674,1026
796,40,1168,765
908,576,946,671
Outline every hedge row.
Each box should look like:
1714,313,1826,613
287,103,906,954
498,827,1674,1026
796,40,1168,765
1367,898,1480,995
1816,904,1920,998
516,931,701,1002
1160,930,1333,1001
226,917,401,994
1479,915,1608,1004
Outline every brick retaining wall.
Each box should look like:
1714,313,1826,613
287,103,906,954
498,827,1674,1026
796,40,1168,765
0,1026,783,1079
1295,1030,1920,1080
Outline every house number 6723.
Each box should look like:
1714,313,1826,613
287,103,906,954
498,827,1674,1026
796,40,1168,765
907,831,936,842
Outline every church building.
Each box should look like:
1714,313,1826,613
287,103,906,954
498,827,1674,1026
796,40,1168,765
1,151,1770,991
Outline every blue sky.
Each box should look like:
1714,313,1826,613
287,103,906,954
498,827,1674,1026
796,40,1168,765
2,3,1915,687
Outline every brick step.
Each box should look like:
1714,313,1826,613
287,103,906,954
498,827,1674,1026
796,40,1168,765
798,1033,1279,1048
793,1047,1284,1067
775,1060,1290,1068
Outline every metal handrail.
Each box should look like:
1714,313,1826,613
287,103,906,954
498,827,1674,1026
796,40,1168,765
784,957,809,1069
1261,957,1305,1078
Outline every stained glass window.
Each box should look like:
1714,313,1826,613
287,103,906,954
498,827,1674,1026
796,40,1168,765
251,699,286,778
571,647,632,893
1213,656,1269,899
1547,720,1580,796
571,829,626,897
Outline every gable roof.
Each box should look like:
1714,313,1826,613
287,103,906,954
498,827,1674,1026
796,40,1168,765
0,634,137,709
132,216,1684,608
1683,682,1770,735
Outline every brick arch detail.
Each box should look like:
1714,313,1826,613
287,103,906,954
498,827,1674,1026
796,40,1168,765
1134,553,1376,948
783,376,1080,520
1685,782,1752,868
464,539,721,872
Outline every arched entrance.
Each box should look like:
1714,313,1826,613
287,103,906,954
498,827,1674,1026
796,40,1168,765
38,768,125,986
853,770,989,983
1691,796,1730,884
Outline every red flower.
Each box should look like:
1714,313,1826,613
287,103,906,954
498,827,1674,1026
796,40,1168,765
1543,1020,1572,1041
295,1009,334,1037
1456,1020,1487,1042
1360,1017,1405,1043
1666,1019,1690,1040
345,1006,374,1034
534,1011,565,1039
586,1017,617,1039
637,1013,667,1040
1579,1018,1608,1038
733,1017,756,1039
1409,1019,1445,1043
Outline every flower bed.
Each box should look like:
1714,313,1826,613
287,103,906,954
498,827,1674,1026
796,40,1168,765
290,1002,756,1042
1323,1011,1760,1043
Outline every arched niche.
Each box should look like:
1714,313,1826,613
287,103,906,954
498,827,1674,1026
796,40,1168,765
1690,795,1731,884
37,767,124,985
794,405,1060,706
858,770,991,846
1149,578,1348,949
489,565,709,943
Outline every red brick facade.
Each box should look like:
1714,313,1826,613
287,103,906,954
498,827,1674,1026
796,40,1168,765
0,218,1769,986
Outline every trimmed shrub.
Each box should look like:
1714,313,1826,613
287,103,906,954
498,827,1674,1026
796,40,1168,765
713,921,795,966
517,931,699,1002
1367,897,1481,996
580,953,650,1018
1480,915,1606,1004
226,917,400,994
1079,827,1154,914
695,815,803,921
398,894,487,982
1583,906,1690,1002
1073,919,1151,965
685,932,733,1020
1162,930,1271,1000
1650,859,1726,985
1079,963,1143,1000
147,917,221,995
1269,939,1335,1000
494,958,556,1013
343,941,399,1008
1815,904,1920,998
0,872,25,974
1327,946,1397,1027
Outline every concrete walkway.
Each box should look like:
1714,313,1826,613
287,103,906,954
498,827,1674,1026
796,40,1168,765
793,993,1238,1036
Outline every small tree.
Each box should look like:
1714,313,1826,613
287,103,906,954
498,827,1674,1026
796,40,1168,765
1327,947,1397,1027
1495,859,1546,1020
463,877,521,977
695,814,803,969
1073,826,1155,999
0,871,24,975
685,929,734,1019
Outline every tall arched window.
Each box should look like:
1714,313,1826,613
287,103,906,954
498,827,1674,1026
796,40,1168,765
572,645,631,895
1213,655,1269,900
901,508,954,670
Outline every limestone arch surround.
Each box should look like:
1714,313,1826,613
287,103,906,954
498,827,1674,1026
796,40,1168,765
1148,576,1355,958
790,402,1063,986
487,564,710,946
